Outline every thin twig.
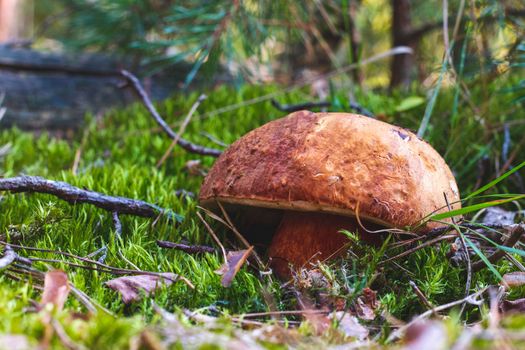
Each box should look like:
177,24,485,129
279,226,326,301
0,245,17,269
86,245,107,263
271,98,375,118
444,193,471,316
0,175,182,221
156,240,216,254
0,241,194,288
157,94,207,167
8,262,109,315
112,212,122,240
111,212,141,271
195,211,228,262
174,189,195,198
271,99,331,112
213,203,270,276
198,47,412,120
471,223,525,272
387,287,488,342
52,319,86,350
236,309,328,318
348,101,375,118
504,252,525,272
199,133,228,148
380,234,456,265
120,70,221,157
409,280,435,311
68,285,101,315
71,121,93,175
425,222,506,238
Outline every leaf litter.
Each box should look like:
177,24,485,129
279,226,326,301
105,273,181,304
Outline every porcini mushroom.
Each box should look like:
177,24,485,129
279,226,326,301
199,111,461,278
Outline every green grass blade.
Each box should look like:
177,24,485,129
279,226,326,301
431,195,525,221
465,161,525,200
417,48,450,138
464,236,503,281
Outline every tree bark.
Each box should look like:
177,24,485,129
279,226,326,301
390,0,415,89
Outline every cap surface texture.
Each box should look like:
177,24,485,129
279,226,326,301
199,111,460,231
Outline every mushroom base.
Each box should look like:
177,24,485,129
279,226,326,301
267,211,383,278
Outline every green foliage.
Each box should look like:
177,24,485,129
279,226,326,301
47,0,298,85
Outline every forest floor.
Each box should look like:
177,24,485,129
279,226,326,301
0,82,525,349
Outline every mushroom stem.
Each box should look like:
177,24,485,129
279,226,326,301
268,211,381,278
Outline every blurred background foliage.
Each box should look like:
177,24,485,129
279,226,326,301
27,0,524,90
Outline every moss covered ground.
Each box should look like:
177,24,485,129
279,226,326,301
0,82,524,349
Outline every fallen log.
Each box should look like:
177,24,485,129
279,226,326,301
0,47,222,129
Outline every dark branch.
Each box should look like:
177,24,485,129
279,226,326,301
425,222,506,239
472,223,525,272
348,101,375,118
120,70,222,157
0,245,17,269
271,99,331,113
112,212,123,239
271,99,375,118
156,240,217,254
0,176,183,222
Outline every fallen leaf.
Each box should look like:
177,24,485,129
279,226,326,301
502,271,525,288
403,320,447,350
215,247,253,287
0,334,31,350
41,270,70,311
105,273,179,304
501,298,525,313
362,287,378,307
295,290,331,335
39,270,71,350
355,298,375,321
129,330,164,350
184,160,207,176
355,287,378,321
332,312,369,340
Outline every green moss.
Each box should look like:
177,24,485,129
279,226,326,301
0,82,524,348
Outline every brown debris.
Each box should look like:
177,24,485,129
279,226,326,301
215,247,254,287
105,273,180,304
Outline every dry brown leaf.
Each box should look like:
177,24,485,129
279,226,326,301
184,160,207,176
0,335,31,350
403,320,447,350
355,298,375,321
41,270,70,311
129,330,164,350
215,247,253,287
332,312,369,340
39,270,71,350
501,298,525,313
502,271,525,288
295,290,331,335
355,287,379,321
105,273,178,304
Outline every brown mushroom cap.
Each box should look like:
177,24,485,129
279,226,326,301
200,110,461,231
